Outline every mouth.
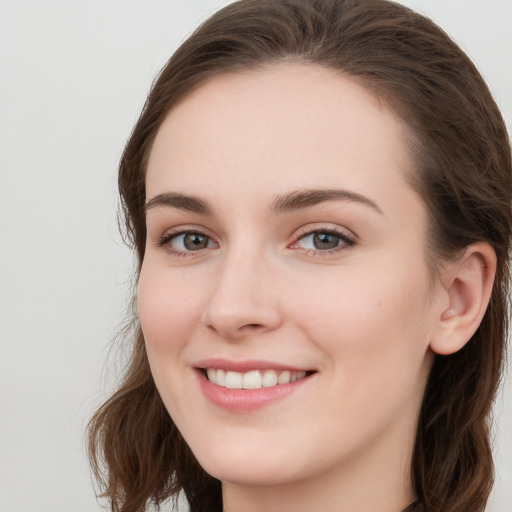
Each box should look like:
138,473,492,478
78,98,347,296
195,362,317,412
202,368,314,389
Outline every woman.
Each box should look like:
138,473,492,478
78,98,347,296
88,1,512,511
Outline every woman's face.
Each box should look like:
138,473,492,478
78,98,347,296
139,64,443,491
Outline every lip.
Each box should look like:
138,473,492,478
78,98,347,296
194,358,312,373
193,359,316,412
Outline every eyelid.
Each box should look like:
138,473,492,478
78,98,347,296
153,223,356,258
155,224,216,243
155,226,219,256
288,224,356,254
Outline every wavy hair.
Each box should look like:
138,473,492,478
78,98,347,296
88,1,512,511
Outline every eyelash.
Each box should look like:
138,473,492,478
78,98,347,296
156,227,356,258
291,228,356,256
157,229,217,258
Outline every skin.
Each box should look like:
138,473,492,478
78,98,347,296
138,63,492,512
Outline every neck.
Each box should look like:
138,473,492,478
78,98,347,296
222,424,417,512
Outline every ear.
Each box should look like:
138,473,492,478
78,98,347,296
430,242,496,355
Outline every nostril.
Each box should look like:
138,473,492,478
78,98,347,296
240,323,265,332
205,322,262,333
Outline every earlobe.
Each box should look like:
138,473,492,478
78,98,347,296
430,242,496,356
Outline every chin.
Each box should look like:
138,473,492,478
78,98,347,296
204,461,297,487
192,441,306,487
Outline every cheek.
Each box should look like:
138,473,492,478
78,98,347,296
294,257,433,370
137,262,203,356
137,262,208,417
301,263,433,426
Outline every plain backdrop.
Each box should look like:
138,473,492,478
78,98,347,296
0,1,511,511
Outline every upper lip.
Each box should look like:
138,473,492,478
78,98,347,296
194,358,314,373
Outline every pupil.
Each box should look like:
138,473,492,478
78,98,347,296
313,232,339,250
184,233,207,250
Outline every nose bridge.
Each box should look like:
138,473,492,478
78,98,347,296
201,238,281,338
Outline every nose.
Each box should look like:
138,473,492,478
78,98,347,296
201,249,283,340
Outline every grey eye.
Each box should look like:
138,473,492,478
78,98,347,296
298,231,344,251
311,232,341,250
172,233,214,251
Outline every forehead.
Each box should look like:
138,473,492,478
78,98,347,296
146,63,416,218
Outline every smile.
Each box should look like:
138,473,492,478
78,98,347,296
205,368,308,389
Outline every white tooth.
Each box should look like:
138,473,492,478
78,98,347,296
243,370,263,389
262,370,278,387
209,368,306,388
225,371,243,389
207,368,217,384
216,369,226,386
277,370,292,385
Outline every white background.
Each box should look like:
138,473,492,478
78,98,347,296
0,1,510,511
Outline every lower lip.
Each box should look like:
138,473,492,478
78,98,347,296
197,370,314,412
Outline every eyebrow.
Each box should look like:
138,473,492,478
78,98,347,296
270,188,383,215
144,192,212,215
144,188,383,216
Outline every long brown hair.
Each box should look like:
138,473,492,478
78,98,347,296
88,1,512,511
